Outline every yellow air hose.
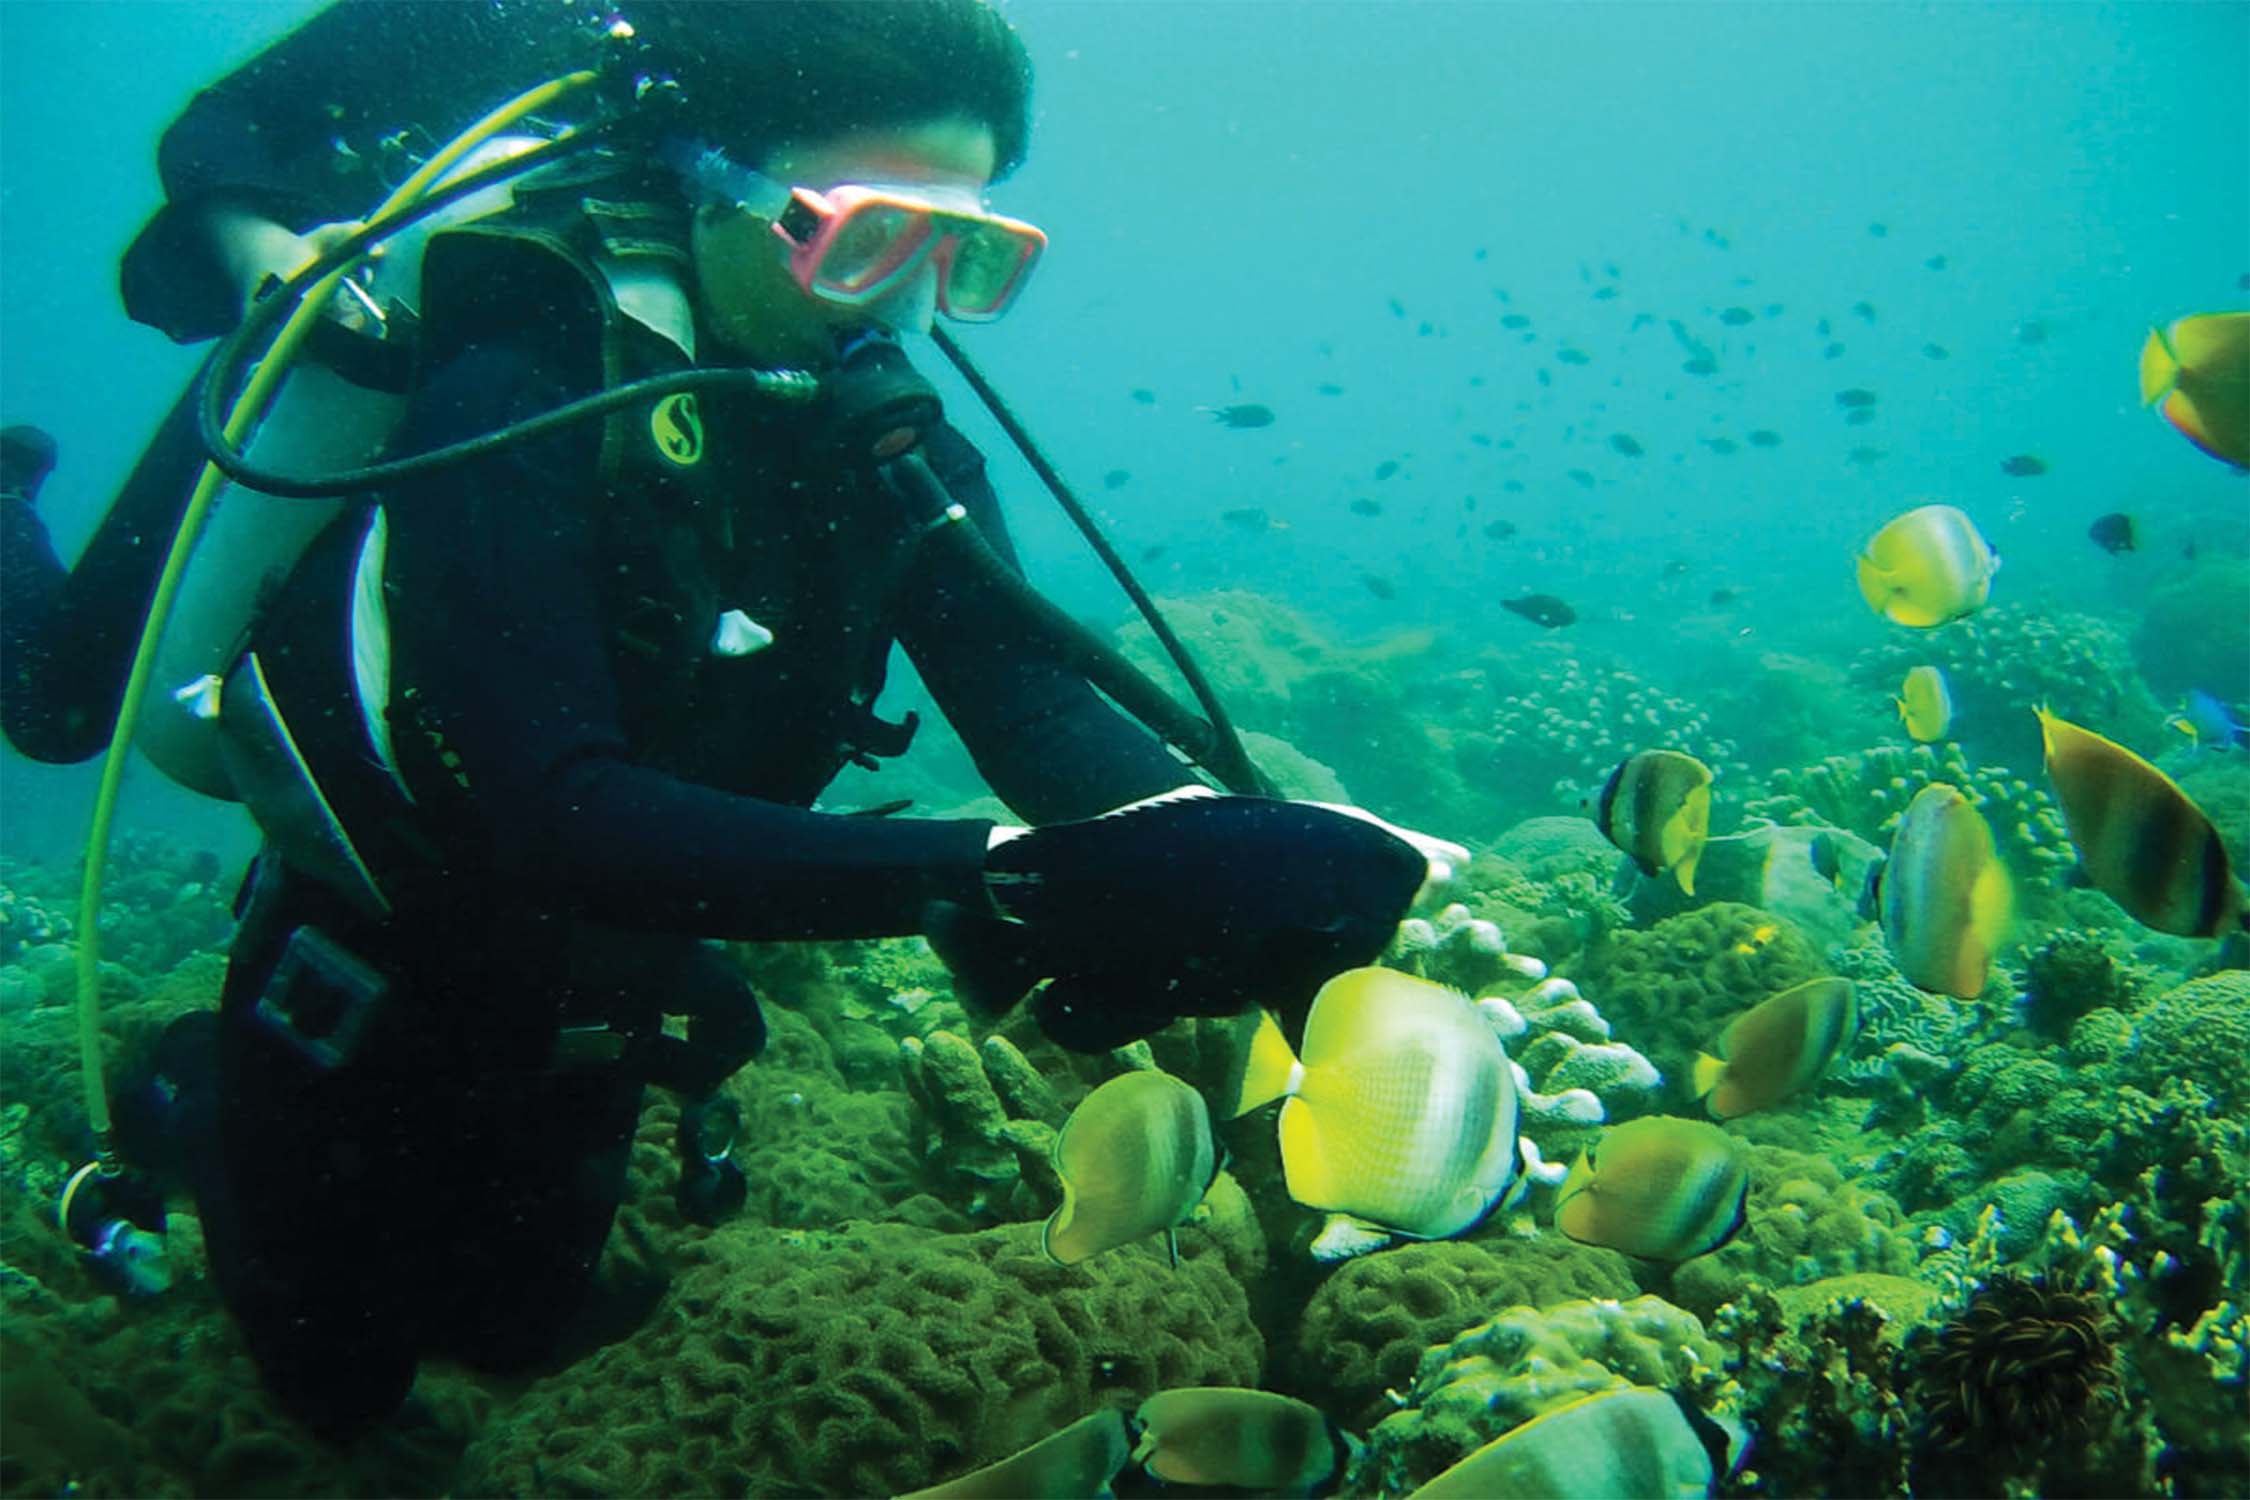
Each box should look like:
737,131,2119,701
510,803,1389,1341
71,69,601,1167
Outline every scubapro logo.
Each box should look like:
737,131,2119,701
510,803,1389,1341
651,393,704,467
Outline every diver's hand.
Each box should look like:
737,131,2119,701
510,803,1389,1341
209,207,378,328
929,793,1428,1050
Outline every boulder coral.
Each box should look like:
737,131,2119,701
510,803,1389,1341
1287,1234,1636,1428
1563,901,1828,1111
1345,1293,1730,1496
458,1219,1260,1498
1669,1143,1920,1318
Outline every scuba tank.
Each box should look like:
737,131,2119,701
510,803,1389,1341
136,132,548,802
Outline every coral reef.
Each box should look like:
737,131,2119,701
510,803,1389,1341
1669,1143,1920,1319
1743,740,2075,895
1287,1234,1636,1428
1706,1273,1932,1500
2016,924,2151,1040
458,1219,1259,1499
1345,1294,1732,1496
1633,821,1884,953
1562,901,1828,1113
1475,640,1748,816
1904,1271,2122,1481
2133,556,2250,703
1851,602,2169,771
899,1028,1065,1221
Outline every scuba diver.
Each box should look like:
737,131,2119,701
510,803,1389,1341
0,0,1460,1436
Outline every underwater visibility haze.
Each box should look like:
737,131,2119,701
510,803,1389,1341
0,2,2245,1496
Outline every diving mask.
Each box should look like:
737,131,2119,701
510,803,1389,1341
667,140,1045,323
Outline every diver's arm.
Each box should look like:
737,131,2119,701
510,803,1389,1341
896,424,1199,825
380,340,992,940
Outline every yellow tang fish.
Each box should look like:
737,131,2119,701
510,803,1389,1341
1131,1388,1349,1494
1896,665,1953,743
1855,504,1999,628
2037,707,2247,937
1594,749,1714,894
1408,1386,1745,1499
1692,977,1859,1120
1235,968,1521,1243
900,1409,1133,1499
1044,1070,1216,1267
2140,312,2250,470
1879,782,2013,998
1553,1116,1749,1263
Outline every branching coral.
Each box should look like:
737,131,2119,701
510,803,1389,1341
1745,741,2077,899
1850,601,2168,769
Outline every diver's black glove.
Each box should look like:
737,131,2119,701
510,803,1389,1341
924,792,1434,1051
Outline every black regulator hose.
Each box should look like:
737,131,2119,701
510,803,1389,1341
881,448,1272,796
930,328,1273,797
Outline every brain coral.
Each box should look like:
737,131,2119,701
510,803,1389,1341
459,1220,1259,1498
2126,971,2250,1117
1288,1234,1635,1428
1347,1294,1729,1495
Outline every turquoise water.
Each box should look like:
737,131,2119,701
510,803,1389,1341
1,4,2244,1497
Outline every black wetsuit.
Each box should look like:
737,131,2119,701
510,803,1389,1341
15,163,1191,1433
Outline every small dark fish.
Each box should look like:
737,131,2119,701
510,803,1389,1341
1103,468,1132,490
1709,587,1739,606
1925,254,1949,270
1809,831,1843,884
1835,388,1879,408
1141,545,1167,563
1610,433,1645,457
1852,301,1878,321
1846,407,1877,426
1387,297,1407,319
1317,382,1345,396
1417,321,1436,337
1503,593,1577,628
2014,319,2048,345
1815,317,1832,337
2240,273,2249,291
1536,370,1552,387
1501,313,1532,330
1868,222,1889,238
2185,539,2199,560
1221,507,1273,531
1205,403,1275,428
1681,357,1719,376
1349,497,1383,517
1718,306,1754,325
1567,468,1596,488
1474,247,1488,262
1361,573,1397,600
1130,388,1157,405
1501,479,1525,493
2000,453,2049,477
1703,437,1740,455
1592,285,1619,300
1484,519,1519,540
1463,494,1478,511
1373,460,1401,481
1703,228,1731,249
2087,512,2135,554
1823,341,1847,359
1922,343,1950,360
1747,429,1782,448
1557,347,1591,365
1662,559,1692,578
1470,433,1493,447
1847,446,1887,465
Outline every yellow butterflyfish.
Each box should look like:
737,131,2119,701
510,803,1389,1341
1896,665,1953,742
1593,749,1714,895
1879,782,2013,998
1854,504,1998,628
1691,977,1859,1120
2140,312,2249,469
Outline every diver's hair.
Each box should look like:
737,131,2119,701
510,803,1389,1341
623,0,1034,180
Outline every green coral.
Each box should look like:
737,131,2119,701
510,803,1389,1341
2017,926,2149,1040
2128,971,2250,1117
1670,1143,1918,1318
457,1219,1259,1498
1562,901,1827,1112
1851,602,2168,771
2134,556,2250,702
1286,1234,1636,1428
1706,1273,1931,1500
1345,1294,1732,1496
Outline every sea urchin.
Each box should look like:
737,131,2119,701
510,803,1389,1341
1910,1272,2120,1457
